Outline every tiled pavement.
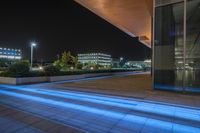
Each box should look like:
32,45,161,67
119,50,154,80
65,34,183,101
0,104,83,133
58,73,200,108
0,82,200,133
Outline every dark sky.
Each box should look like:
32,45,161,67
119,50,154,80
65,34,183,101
0,0,151,61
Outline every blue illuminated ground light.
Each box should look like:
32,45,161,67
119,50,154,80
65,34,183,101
2,84,200,123
0,83,200,133
155,84,200,93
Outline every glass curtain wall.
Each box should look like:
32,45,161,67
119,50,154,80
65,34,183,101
185,0,200,91
154,0,200,92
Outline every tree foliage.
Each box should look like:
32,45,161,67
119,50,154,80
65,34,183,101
53,51,81,70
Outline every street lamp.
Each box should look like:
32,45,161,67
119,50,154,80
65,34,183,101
31,42,37,69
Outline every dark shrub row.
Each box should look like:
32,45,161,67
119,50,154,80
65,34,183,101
0,61,138,77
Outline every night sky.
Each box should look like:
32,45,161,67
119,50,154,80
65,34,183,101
0,0,151,61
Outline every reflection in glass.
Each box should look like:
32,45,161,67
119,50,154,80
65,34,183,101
185,0,200,90
154,0,200,92
154,2,184,90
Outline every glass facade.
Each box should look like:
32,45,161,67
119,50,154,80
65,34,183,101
154,0,200,92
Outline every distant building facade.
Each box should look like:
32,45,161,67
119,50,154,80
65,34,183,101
125,61,144,68
111,58,120,67
0,47,22,60
78,53,112,66
125,60,151,68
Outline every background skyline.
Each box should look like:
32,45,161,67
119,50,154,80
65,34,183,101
0,0,151,61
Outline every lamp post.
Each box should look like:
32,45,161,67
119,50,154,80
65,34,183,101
31,42,37,69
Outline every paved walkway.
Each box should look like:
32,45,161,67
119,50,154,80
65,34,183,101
0,80,200,133
60,73,200,108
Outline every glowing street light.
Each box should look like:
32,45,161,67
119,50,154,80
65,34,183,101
31,42,37,69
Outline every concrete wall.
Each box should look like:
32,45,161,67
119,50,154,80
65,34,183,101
0,73,113,85
0,77,17,85
16,77,49,85
47,73,111,82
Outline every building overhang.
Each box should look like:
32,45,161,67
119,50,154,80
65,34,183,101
74,0,153,48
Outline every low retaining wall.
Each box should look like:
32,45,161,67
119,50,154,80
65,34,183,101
49,73,111,82
0,77,17,85
0,72,116,85
16,77,49,85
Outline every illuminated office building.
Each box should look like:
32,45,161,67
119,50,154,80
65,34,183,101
78,53,112,66
0,47,22,60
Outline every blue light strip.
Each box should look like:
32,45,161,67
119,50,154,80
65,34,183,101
0,89,142,122
1,85,139,109
0,89,200,133
155,84,200,93
1,84,200,123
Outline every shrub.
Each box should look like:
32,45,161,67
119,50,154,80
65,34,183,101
76,63,83,70
3,61,30,77
44,65,60,76
29,71,46,77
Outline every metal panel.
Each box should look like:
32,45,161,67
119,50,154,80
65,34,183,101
155,0,184,7
74,0,153,47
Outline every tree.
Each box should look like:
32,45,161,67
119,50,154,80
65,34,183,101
60,51,67,68
53,59,61,69
76,63,83,70
57,51,74,70
53,51,82,71
66,51,71,64
72,56,79,69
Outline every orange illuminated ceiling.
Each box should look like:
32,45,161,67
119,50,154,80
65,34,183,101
74,0,153,48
